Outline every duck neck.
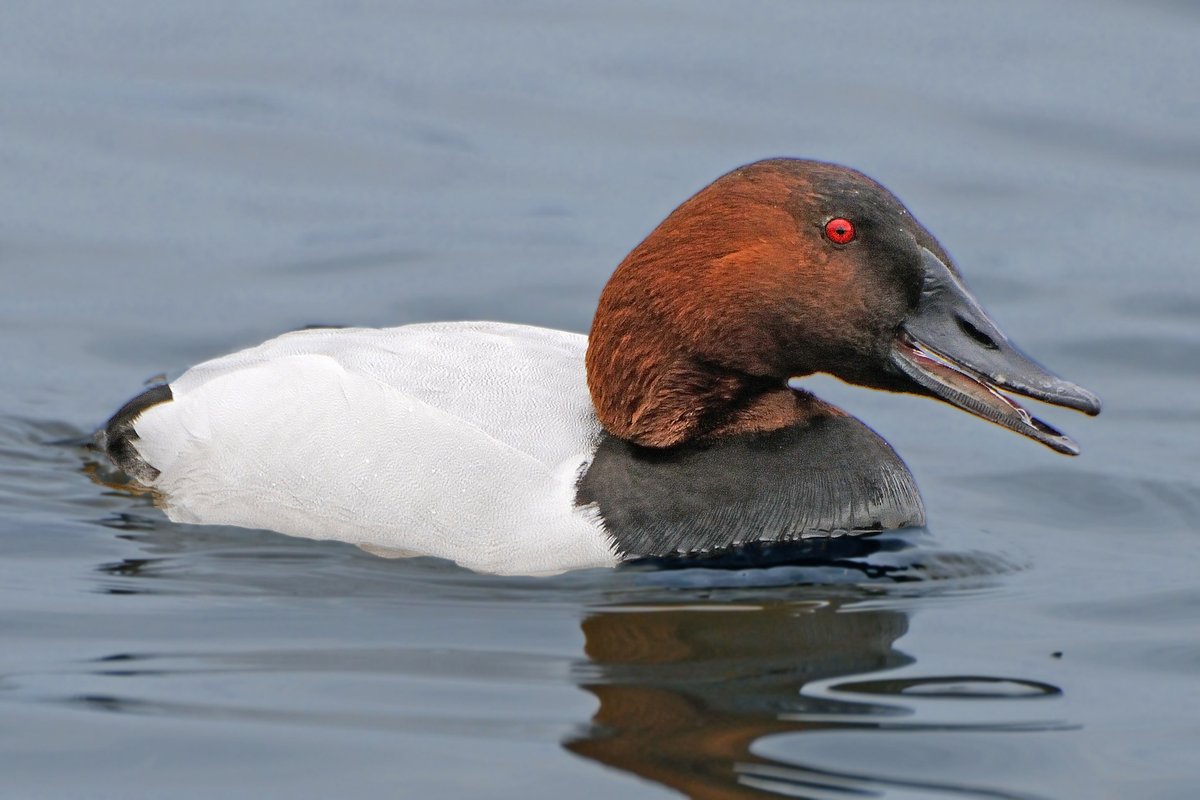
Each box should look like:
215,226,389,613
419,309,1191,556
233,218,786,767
586,345,841,448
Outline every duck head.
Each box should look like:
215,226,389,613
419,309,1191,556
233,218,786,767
586,158,1100,451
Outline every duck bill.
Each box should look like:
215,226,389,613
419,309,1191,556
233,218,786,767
889,248,1101,456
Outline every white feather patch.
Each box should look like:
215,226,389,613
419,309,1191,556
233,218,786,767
132,322,618,575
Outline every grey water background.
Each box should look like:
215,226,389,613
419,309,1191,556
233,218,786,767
2,1,1198,797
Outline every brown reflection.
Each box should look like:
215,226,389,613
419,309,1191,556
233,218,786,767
565,599,910,799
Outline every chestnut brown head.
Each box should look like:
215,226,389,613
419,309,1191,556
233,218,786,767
586,158,1099,450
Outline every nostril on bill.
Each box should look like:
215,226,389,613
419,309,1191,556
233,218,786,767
956,315,1000,350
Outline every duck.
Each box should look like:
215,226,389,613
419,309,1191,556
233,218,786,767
98,158,1100,575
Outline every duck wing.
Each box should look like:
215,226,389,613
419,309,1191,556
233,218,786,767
108,322,615,574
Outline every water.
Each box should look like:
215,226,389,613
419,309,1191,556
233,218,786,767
2,1,1198,797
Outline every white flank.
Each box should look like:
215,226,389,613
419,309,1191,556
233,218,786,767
130,322,618,575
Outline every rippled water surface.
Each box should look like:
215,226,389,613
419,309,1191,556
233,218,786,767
3,2,1198,798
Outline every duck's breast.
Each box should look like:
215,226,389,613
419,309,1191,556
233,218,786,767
577,416,926,559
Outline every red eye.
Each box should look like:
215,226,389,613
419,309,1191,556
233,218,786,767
824,217,856,244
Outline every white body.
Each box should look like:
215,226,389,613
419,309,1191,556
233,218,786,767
131,322,619,575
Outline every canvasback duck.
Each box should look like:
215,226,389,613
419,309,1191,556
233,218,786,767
99,159,1100,575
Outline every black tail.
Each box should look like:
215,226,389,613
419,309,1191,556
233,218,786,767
97,384,173,483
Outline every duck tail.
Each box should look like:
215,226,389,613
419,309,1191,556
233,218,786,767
96,384,173,483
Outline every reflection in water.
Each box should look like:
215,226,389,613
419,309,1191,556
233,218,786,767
566,600,1061,800
72,439,1058,799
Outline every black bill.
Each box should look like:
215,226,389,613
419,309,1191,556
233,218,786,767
890,248,1101,455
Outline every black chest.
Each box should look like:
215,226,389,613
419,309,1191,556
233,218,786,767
575,415,925,559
